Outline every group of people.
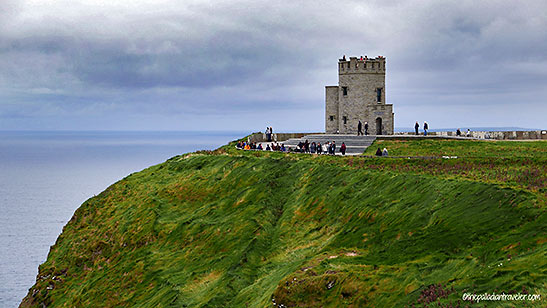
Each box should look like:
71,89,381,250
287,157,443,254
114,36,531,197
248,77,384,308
357,120,369,136
414,121,429,135
414,122,475,138
236,139,350,155
236,141,261,150
456,128,472,137
236,141,288,152
375,147,389,156
293,140,347,155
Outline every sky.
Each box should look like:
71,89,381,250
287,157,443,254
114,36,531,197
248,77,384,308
1,0,546,132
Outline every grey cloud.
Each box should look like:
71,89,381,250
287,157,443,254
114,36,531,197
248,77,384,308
0,0,546,131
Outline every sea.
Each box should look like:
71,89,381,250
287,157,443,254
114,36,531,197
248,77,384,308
0,131,245,307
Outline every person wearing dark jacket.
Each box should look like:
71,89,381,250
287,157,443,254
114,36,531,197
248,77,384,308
357,121,363,136
375,147,382,156
424,121,429,136
317,142,322,154
340,142,347,155
331,141,336,155
364,122,369,135
415,121,419,135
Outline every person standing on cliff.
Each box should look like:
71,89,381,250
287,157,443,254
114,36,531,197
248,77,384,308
357,121,363,136
265,127,271,142
364,122,369,135
415,121,419,135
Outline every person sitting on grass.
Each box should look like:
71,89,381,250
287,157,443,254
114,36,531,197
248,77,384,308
297,141,304,152
375,148,382,156
257,144,263,150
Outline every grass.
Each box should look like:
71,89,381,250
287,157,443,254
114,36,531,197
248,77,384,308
361,139,547,193
21,137,546,307
364,138,547,158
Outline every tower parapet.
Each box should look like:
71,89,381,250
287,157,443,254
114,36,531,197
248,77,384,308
338,56,386,74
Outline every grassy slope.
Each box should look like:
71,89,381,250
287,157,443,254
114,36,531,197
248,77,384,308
21,139,547,307
363,139,547,193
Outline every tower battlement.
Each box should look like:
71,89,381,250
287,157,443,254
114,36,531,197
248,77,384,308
338,56,386,74
325,55,394,135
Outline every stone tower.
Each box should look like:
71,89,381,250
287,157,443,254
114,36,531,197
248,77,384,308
325,56,394,135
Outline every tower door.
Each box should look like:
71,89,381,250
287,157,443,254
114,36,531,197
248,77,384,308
376,117,382,135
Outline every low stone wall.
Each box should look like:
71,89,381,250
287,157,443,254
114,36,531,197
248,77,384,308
248,132,322,143
394,130,547,140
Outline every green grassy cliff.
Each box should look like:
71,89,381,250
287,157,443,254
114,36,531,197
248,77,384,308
21,138,546,307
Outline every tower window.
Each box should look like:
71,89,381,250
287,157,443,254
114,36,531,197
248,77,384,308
376,88,382,103
343,116,347,124
329,115,334,121
342,86,348,96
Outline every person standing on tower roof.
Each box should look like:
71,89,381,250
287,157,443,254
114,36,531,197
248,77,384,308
424,121,429,136
358,120,363,136
415,121,420,135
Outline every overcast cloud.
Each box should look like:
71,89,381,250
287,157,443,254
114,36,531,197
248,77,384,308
0,0,546,131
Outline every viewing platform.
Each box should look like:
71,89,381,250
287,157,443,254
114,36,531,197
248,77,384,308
248,130,546,156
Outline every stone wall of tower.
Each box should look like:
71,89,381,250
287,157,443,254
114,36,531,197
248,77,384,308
325,86,339,133
325,56,394,135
